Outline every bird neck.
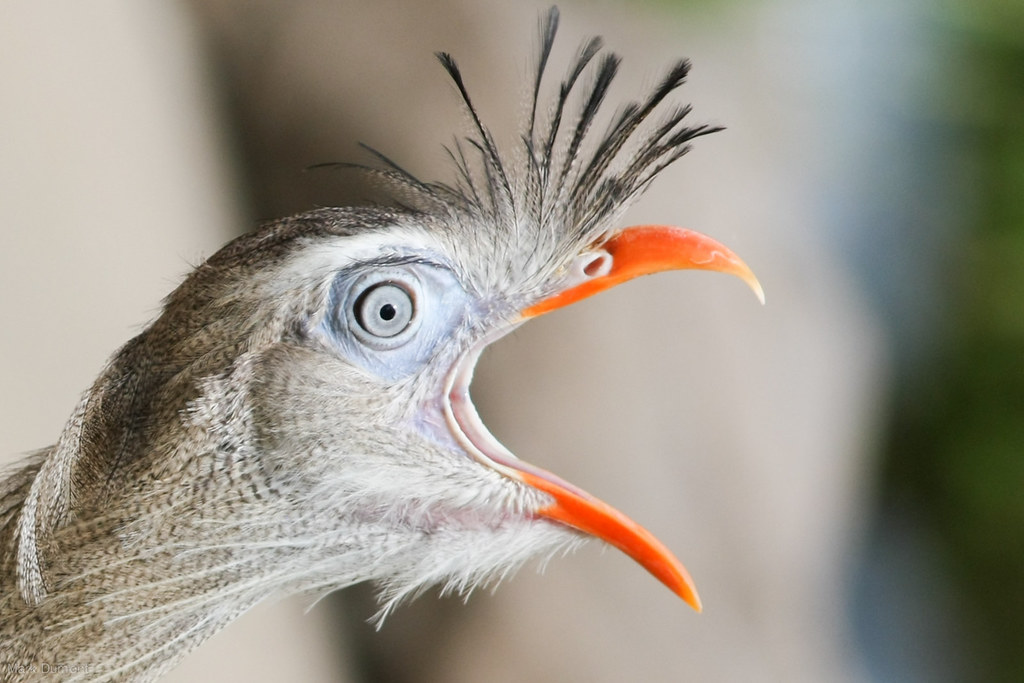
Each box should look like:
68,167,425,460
0,454,367,681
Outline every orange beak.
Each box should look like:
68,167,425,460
524,224,764,318
515,224,763,612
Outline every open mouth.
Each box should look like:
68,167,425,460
439,224,763,612
441,322,703,611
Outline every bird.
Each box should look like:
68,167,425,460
0,7,762,681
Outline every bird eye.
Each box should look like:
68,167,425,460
326,261,466,378
354,282,415,338
342,272,425,352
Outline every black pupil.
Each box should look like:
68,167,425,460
379,303,397,321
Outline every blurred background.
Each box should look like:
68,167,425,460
1,0,1021,681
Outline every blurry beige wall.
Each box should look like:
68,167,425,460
0,3,346,682
1,1,884,681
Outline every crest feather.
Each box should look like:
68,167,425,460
432,7,719,236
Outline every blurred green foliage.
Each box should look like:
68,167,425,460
886,2,1024,680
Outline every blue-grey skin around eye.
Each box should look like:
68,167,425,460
323,261,472,381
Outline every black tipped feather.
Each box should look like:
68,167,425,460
528,6,560,144
435,51,516,220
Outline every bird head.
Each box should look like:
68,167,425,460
174,207,759,617
5,10,761,670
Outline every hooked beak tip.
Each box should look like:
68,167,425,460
743,270,766,306
520,469,703,612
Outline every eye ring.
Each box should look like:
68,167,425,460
345,272,423,350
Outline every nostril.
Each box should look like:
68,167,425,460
582,251,612,278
